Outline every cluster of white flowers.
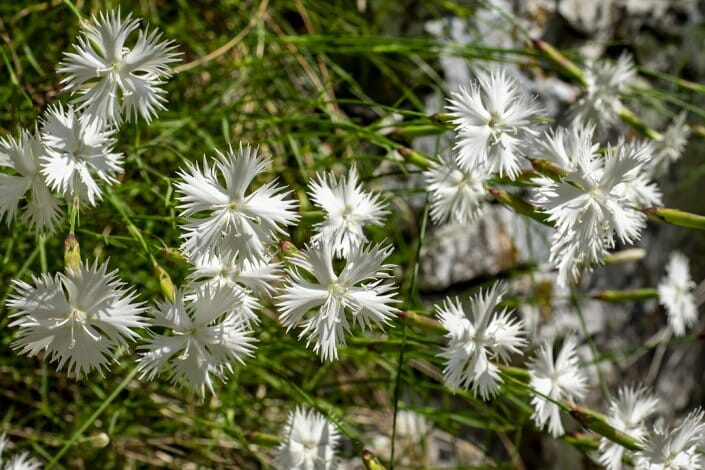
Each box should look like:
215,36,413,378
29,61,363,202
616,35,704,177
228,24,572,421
4,7,705,468
424,68,540,225
432,54,702,468
4,12,401,396
0,11,179,219
436,57,690,288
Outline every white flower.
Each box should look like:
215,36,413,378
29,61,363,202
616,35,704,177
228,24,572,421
571,53,636,130
435,283,526,399
650,113,690,177
635,408,705,469
175,144,299,261
275,407,339,470
187,252,282,325
276,239,400,361
447,67,538,179
533,129,650,286
424,154,487,225
58,9,180,124
615,140,662,209
41,104,123,206
534,123,598,171
658,252,698,336
138,285,255,396
7,260,146,378
308,166,387,258
599,385,659,470
0,434,41,470
0,128,62,232
528,336,588,437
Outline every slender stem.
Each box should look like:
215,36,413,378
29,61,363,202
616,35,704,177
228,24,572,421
107,190,157,266
645,207,705,230
46,367,139,468
38,233,47,272
68,196,79,235
62,0,83,20
570,286,611,401
390,196,429,469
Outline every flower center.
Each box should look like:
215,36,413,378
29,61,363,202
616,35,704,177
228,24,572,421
302,438,317,450
329,281,345,297
70,307,87,323
341,204,356,223
487,112,509,147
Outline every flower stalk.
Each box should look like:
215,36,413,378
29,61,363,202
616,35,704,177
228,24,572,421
645,207,705,230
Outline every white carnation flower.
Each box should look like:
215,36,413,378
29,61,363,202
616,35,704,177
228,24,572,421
571,53,635,130
436,282,526,399
41,104,123,206
650,112,690,177
447,67,539,179
138,285,255,396
187,252,282,325
7,260,146,378
635,408,705,469
658,252,698,336
58,9,180,124
528,336,588,437
599,385,659,470
534,123,598,171
424,154,487,225
275,407,339,470
618,140,662,208
277,239,400,361
0,128,62,232
175,144,298,261
533,127,650,286
308,166,387,258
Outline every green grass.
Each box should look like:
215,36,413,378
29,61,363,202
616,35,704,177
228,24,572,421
2,0,705,468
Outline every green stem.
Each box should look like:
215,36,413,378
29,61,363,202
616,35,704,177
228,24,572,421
645,207,705,230
62,0,83,20
591,288,659,302
531,39,588,87
488,187,554,227
46,368,139,468
569,405,644,452
529,158,566,181
107,191,157,266
38,233,47,272
618,106,662,141
68,196,79,235
397,310,445,334
387,124,446,140
397,147,433,170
